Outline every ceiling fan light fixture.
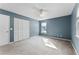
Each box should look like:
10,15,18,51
39,9,47,17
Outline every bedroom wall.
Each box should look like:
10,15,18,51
0,9,39,42
39,15,71,39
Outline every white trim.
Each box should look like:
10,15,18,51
9,37,31,44
0,36,31,47
71,41,79,55
40,35,71,41
52,37,71,41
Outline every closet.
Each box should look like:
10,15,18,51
14,18,30,42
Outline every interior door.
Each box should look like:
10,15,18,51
14,18,30,42
0,14,10,46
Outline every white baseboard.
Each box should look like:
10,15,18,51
0,37,31,47
71,41,79,55
52,37,71,41
40,35,71,41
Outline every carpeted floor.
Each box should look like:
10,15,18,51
0,36,75,55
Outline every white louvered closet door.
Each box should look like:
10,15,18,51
14,18,30,42
22,20,30,40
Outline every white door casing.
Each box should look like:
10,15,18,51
0,14,10,46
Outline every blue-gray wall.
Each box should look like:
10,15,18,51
30,20,39,37
0,9,39,42
71,4,79,54
39,15,71,39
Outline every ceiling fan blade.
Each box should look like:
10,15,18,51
33,7,40,11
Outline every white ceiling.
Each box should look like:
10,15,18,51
0,3,75,20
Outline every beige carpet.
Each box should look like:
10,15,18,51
0,36,75,55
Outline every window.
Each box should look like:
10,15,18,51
41,22,47,34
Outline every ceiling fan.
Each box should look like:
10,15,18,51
33,7,48,17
